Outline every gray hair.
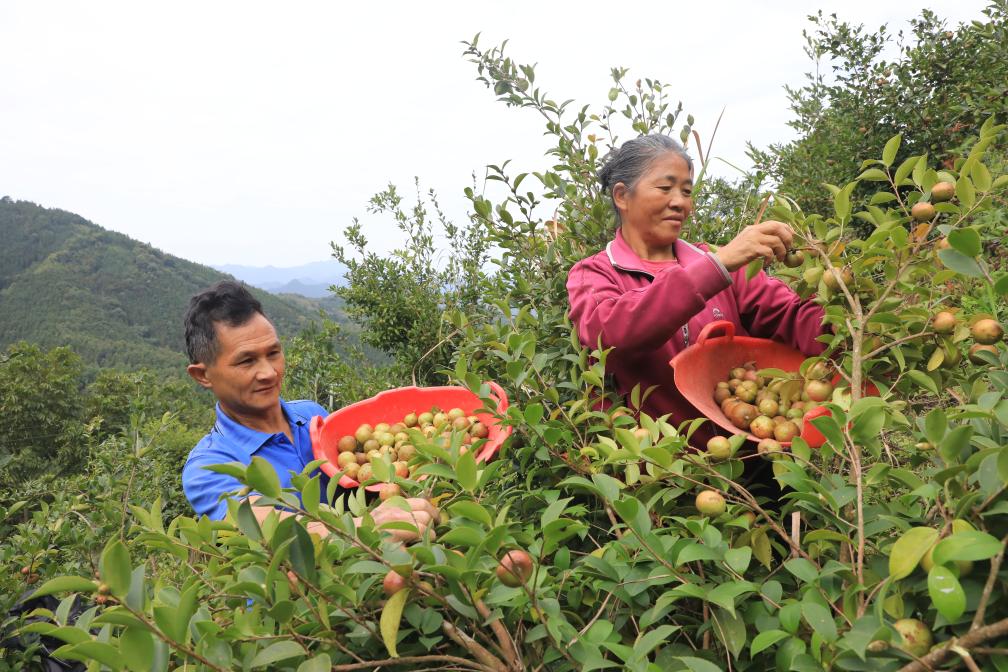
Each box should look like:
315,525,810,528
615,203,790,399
597,134,693,222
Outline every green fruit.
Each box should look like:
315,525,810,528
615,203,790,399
911,201,936,222
354,424,373,444
931,311,957,334
784,250,805,267
893,618,933,658
695,490,727,516
971,318,1004,345
931,181,955,202
706,436,732,461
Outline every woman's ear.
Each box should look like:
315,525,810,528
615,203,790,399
611,182,629,214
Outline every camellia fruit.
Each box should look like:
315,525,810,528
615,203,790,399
893,618,933,658
706,436,732,461
757,438,784,460
695,489,727,516
931,311,957,334
969,343,998,364
774,421,800,443
931,181,955,202
783,250,805,268
379,484,402,501
750,415,775,439
804,379,833,403
822,267,853,292
911,201,936,222
383,569,409,596
971,318,1004,345
496,549,534,587
337,435,357,453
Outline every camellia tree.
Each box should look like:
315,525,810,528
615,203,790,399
15,26,1008,672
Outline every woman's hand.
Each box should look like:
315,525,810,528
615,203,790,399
715,220,795,273
364,497,440,542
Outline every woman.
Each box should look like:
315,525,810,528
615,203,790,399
567,134,829,446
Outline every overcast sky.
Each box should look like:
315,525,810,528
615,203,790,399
0,1,991,267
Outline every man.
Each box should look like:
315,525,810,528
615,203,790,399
182,280,436,540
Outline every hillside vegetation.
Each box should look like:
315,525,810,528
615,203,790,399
0,197,347,372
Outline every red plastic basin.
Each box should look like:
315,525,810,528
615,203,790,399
669,320,876,446
310,382,511,490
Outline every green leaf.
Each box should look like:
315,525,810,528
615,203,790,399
251,641,305,668
674,656,724,672
247,456,282,498
301,475,320,516
288,522,318,585
947,228,982,257
725,547,752,574
938,248,983,277
448,501,492,528
924,408,947,446
380,588,410,657
889,527,939,580
802,600,838,642
972,162,993,191
907,369,939,394
858,168,889,181
297,654,332,672
932,531,1004,565
746,258,763,281
438,527,485,547
100,540,132,598
956,175,976,209
706,581,756,617
939,425,974,463
29,576,98,599
455,449,477,492
850,407,885,444
928,565,966,621
783,558,818,584
236,499,263,542
751,629,790,655
995,274,1008,296
882,135,901,167
120,627,154,672
58,641,124,670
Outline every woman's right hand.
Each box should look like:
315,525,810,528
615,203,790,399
715,220,794,272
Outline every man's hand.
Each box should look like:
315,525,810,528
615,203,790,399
365,497,440,542
715,220,795,272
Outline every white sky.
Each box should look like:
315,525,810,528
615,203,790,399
0,1,990,267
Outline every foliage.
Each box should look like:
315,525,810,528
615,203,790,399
750,4,1008,219
331,181,490,385
7,9,1008,672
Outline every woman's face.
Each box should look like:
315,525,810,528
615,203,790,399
613,152,693,249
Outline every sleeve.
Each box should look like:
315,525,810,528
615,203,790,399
567,253,732,357
182,450,246,521
730,267,829,356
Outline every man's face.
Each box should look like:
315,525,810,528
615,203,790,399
189,313,285,419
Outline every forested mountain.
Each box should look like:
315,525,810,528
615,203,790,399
0,197,346,372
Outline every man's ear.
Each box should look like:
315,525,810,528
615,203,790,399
187,362,212,389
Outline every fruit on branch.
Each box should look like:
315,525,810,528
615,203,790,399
496,549,534,587
931,181,955,202
968,343,999,364
930,311,957,335
784,250,805,268
383,569,410,596
911,202,936,222
705,436,732,461
757,438,785,459
822,267,853,292
695,489,727,516
804,379,833,403
893,618,933,658
971,318,1004,345
803,266,824,286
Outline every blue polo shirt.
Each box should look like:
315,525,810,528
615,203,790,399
182,398,330,520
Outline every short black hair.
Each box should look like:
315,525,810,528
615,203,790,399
184,280,265,364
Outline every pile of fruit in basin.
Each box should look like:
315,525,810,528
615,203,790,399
711,359,834,459
328,406,490,494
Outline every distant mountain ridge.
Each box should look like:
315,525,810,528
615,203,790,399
215,260,347,297
0,197,348,373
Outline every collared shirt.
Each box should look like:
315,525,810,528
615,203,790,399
182,398,330,520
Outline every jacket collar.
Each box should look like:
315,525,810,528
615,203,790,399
211,398,307,458
605,228,707,276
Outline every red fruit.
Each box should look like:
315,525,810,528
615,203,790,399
383,570,409,596
496,550,534,587
800,406,832,448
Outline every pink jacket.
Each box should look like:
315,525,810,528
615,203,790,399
567,229,827,445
